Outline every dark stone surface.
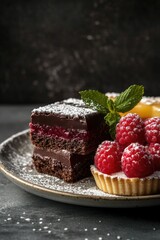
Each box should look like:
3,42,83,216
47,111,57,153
1,105,160,240
0,0,160,104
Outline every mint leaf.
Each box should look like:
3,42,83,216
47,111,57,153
107,98,116,113
105,112,121,126
104,112,121,139
114,85,144,113
79,84,145,140
79,90,109,114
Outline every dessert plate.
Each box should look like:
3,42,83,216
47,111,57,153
1,130,160,208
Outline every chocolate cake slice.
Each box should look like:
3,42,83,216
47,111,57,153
30,98,108,155
33,147,94,182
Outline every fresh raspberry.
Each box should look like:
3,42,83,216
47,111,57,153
144,117,160,144
116,113,145,148
148,143,160,170
94,140,122,174
122,143,154,178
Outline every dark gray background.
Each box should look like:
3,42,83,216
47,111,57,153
0,0,160,104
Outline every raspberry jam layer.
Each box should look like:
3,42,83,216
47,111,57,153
30,123,91,141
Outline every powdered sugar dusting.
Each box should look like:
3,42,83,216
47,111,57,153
32,98,97,118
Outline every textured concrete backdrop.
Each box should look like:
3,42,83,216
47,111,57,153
0,0,160,103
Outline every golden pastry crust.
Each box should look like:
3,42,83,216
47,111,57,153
91,165,160,196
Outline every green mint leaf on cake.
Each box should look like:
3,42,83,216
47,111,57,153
79,84,144,139
114,84,144,113
79,90,109,114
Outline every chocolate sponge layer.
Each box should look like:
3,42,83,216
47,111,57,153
32,147,94,183
30,126,107,155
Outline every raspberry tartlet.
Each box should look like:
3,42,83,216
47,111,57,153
91,114,160,196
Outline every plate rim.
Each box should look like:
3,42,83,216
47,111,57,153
1,129,160,207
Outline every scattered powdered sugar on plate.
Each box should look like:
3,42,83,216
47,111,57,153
20,166,108,197
0,130,113,198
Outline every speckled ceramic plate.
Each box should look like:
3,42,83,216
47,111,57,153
1,130,160,208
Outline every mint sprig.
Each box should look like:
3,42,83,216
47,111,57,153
79,84,144,139
114,84,144,113
78,90,109,114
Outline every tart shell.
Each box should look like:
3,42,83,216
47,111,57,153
90,165,160,196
